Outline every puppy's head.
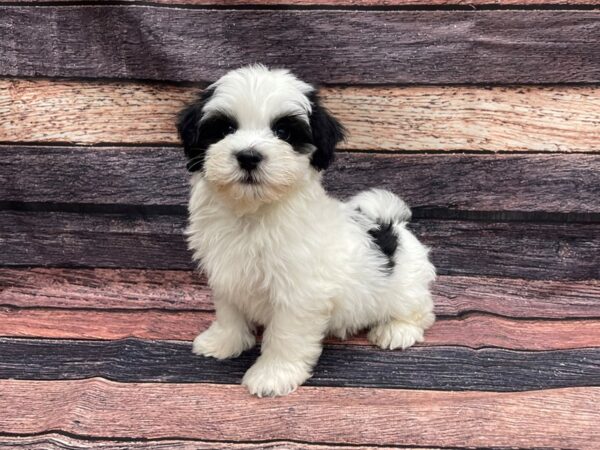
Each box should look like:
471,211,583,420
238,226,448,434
177,65,345,206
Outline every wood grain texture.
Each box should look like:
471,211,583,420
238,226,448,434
433,276,600,318
3,269,599,318
3,146,600,215
1,380,598,447
2,211,599,279
2,0,599,5
0,434,399,450
2,8,599,84
3,81,600,151
1,308,599,350
1,338,599,390
0,268,213,310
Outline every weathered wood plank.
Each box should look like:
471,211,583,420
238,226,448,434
3,80,600,151
433,276,600,318
1,8,599,84
3,146,600,215
0,211,193,269
2,212,598,279
2,269,599,318
1,380,598,447
2,0,599,5
1,338,599,390
0,268,213,310
0,434,398,450
1,308,598,350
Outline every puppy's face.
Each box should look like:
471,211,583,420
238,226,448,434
177,65,345,206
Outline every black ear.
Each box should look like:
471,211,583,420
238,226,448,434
308,92,346,171
176,87,215,173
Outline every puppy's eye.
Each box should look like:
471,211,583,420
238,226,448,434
222,123,236,137
275,125,291,141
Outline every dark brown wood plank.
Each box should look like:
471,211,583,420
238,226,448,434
3,146,600,216
1,308,598,350
1,381,598,448
2,269,599,318
2,0,599,5
411,220,600,280
0,434,394,450
3,81,600,152
1,337,599,391
0,211,193,270
1,8,599,84
2,211,598,279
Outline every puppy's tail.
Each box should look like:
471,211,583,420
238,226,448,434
347,189,412,225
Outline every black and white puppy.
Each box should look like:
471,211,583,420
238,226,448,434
177,64,435,397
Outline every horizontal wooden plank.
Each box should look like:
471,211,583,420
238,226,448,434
2,8,599,84
1,380,598,447
2,212,599,279
0,434,396,450
0,268,214,310
3,147,600,215
2,0,599,5
433,276,600,318
3,80,600,151
1,308,599,350
2,269,599,318
1,338,599,391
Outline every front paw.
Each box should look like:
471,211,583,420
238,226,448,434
242,357,311,397
192,322,255,360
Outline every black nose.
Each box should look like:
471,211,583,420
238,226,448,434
236,149,263,172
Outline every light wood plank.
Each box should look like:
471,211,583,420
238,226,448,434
3,80,600,151
1,308,598,350
2,269,599,318
0,380,597,447
1,9,599,84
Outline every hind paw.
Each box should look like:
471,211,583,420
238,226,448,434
368,320,425,350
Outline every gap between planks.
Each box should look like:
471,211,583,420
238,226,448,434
0,307,598,350
0,433,414,450
0,379,598,447
1,80,599,151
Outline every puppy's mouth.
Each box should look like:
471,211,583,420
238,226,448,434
240,173,259,185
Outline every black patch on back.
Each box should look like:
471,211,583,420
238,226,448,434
368,221,399,272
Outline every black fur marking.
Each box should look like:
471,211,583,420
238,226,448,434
368,221,399,272
271,114,313,153
177,87,235,173
307,91,346,171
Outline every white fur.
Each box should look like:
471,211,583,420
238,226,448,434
185,65,436,397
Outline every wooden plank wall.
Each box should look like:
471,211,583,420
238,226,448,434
0,0,599,448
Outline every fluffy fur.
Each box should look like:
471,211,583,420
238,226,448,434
177,65,436,397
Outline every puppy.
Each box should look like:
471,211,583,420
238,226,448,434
177,64,436,397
